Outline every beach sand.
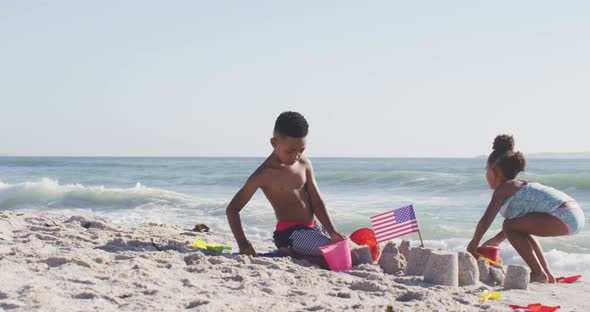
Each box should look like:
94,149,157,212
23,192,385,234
1,211,588,312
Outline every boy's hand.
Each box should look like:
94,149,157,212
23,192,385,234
238,241,257,256
329,231,347,242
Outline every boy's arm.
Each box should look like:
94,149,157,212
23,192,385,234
226,173,260,256
304,158,346,242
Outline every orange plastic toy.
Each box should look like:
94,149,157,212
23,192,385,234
555,275,582,283
350,228,381,261
508,303,560,312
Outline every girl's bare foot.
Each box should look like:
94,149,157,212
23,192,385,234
547,273,556,283
530,271,549,283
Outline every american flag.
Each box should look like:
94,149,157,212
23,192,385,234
370,205,420,243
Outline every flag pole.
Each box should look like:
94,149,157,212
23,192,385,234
417,229,424,248
411,204,424,247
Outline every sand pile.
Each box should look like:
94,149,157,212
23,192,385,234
0,211,586,311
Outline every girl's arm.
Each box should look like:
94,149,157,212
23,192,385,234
467,184,509,256
483,230,506,247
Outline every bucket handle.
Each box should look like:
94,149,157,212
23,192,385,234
477,252,504,266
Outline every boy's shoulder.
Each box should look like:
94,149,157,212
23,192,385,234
299,155,312,166
259,154,313,169
249,156,285,178
295,155,314,172
250,159,272,178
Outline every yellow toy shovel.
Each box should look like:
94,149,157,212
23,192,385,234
480,290,503,303
193,238,232,253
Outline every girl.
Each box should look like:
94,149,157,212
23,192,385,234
467,134,585,283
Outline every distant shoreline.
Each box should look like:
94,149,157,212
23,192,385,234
524,152,590,159
2,154,590,159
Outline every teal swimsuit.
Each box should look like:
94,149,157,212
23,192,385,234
500,182,585,234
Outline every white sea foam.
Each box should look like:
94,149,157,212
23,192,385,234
0,178,192,210
0,178,276,238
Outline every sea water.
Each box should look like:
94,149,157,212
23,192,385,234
1,157,589,273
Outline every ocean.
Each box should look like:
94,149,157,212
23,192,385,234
1,156,589,273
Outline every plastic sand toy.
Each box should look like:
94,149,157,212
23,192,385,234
480,290,502,302
555,275,582,284
193,238,231,253
350,228,381,261
477,246,504,266
508,303,560,312
319,239,352,272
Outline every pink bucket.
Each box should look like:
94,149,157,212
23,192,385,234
319,239,352,272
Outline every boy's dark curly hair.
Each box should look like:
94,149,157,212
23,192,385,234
488,134,526,179
274,111,308,138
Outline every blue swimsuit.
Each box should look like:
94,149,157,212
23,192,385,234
500,182,585,234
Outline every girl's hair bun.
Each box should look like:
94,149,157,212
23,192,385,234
493,134,515,152
514,151,526,172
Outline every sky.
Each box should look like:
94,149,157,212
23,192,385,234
1,1,589,158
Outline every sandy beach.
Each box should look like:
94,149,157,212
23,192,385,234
3,1,590,311
0,211,587,312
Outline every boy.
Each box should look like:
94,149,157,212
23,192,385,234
226,111,347,257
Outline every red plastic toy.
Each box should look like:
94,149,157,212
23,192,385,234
350,228,381,261
509,303,560,312
555,275,582,284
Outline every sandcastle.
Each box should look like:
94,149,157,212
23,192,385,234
401,247,491,287
384,244,526,289
352,246,374,265
489,266,505,286
458,252,479,286
399,240,411,261
404,247,468,287
405,247,434,276
503,265,530,290
377,242,407,274
476,257,508,286
478,258,490,283
423,251,459,286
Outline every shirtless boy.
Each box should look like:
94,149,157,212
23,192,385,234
226,111,347,257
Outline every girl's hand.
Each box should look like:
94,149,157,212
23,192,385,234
329,231,347,242
482,237,501,247
466,240,479,258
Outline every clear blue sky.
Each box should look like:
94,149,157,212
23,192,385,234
1,1,589,157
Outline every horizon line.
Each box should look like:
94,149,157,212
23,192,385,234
0,154,477,159
1,153,589,159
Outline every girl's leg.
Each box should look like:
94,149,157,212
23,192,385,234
528,236,555,283
502,213,568,283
